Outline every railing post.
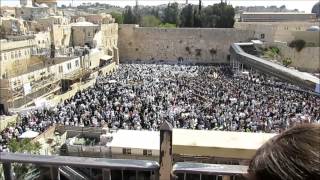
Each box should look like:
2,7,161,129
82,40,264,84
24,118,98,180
3,162,12,180
50,166,59,180
159,120,173,180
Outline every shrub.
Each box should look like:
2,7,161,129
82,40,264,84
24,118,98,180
195,49,202,56
185,46,191,54
282,57,292,67
289,39,306,52
210,48,217,55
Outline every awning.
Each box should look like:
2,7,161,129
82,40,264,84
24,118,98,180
100,55,113,61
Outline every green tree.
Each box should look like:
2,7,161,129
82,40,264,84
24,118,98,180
110,12,124,24
141,15,161,27
163,3,179,26
123,6,136,24
180,4,194,27
8,139,42,180
200,6,219,28
211,2,235,28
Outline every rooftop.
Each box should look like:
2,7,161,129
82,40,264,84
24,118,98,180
71,21,98,27
242,12,316,15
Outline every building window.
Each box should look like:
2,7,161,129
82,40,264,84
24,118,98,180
122,148,131,155
67,63,72,70
0,54,2,61
4,53,7,60
11,52,14,59
143,150,152,156
18,51,21,58
59,65,63,73
260,34,265,39
75,60,79,67
88,32,91,37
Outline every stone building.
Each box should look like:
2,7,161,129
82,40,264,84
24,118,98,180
35,16,70,31
33,0,57,8
15,6,50,21
71,20,100,48
235,21,319,43
0,7,16,17
0,38,37,79
0,56,81,113
0,16,28,36
240,12,317,22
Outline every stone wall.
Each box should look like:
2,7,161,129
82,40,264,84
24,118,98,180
278,45,320,73
235,22,319,43
119,25,254,64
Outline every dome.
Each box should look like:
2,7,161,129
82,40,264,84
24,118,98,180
306,26,320,32
312,2,320,17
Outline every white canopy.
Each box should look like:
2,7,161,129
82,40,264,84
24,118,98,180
19,130,39,139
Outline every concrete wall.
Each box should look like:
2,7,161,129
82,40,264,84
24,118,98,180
119,25,254,64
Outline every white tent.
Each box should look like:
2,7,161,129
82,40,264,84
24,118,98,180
19,130,39,139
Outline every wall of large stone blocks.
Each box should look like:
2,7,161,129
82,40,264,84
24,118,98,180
279,45,320,73
118,25,254,64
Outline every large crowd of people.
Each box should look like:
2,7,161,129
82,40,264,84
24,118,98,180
1,64,319,151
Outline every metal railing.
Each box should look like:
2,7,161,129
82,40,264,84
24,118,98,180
0,152,248,180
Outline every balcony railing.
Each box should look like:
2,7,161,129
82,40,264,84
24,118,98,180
0,152,248,180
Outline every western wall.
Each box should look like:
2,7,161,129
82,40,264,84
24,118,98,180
118,24,255,64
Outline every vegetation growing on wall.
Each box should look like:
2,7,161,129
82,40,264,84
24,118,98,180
195,49,202,56
282,57,292,67
289,39,306,52
185,46,191,54
263,46,281,60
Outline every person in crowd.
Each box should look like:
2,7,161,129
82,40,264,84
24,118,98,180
247,123,320,180
1,63,319,152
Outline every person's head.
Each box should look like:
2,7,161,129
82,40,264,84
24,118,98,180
247,123,320,180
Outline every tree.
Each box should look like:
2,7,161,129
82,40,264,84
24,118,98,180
200,6,219,28
123,6,136,24
213,2,235,28
141,15,161,27
179,2,235,28
8,139,42,180
180,4,194,27
110,12,124,24
163,3,179,26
